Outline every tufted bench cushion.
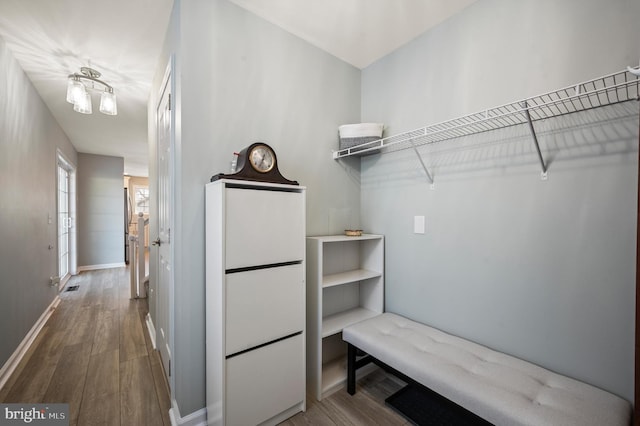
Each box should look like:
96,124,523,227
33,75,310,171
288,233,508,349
342,312,631,426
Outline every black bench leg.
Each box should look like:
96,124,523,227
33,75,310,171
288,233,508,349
347,342,356,395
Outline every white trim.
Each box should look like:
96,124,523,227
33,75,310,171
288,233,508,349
56,149,78,277
0,296,61,391
58,273,71,292
77,262,126,272
169,399,207,426
145,313,157,350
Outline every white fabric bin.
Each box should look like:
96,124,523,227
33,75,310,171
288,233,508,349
338,123,384,151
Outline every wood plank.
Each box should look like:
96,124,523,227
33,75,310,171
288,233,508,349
45,296,77,331
77,349,120,426
82,274,104,307
65,305,98,346
119,303,148,362
101,287,119,311
280,397,338,426
321,389,407,426
92,308,119,355
2,328,67,402
42,342,92,426
285,370,409,426
357,369,406,402
120,356,165,426
0,324,49,401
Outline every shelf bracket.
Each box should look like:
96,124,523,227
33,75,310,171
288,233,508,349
522,101,548,180
410,139,434,188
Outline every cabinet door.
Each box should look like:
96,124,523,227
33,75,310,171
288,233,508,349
225,263,304,355
225,188,304,269
226,334,304,426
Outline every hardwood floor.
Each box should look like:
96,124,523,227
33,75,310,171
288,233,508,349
0,267,171,426
0,266,409,426
282,370,411,426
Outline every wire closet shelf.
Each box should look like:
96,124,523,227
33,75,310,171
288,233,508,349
333,67,640,164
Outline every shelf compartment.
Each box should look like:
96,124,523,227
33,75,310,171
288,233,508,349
321,355,348,397
323,269,382,288
320,354,379,399
322,307,380,338
333,67,640,160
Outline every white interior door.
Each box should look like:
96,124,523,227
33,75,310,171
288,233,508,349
156,71,173,383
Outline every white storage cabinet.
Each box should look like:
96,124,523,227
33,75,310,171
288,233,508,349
206,180,306,426
306,234,384,400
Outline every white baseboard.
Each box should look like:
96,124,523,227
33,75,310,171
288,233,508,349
58,274,71,291
145,313,157,350
0,296,61,391
77,262,126,272
169,399,207,426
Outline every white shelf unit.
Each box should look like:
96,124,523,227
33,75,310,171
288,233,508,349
306,234,384,400
333,67,640,182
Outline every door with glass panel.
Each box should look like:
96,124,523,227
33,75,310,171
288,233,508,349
57,158,74,288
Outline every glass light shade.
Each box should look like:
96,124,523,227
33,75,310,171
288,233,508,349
99,89,117,115
66,78,85,104
73,90,92,114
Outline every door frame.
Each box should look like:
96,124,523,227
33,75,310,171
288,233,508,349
152,56,175,394
56,149,77,290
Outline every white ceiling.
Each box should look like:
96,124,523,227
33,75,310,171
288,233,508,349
0,0,476,177
228,0,477,69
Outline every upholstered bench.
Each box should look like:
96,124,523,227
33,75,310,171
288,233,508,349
343,312,631,426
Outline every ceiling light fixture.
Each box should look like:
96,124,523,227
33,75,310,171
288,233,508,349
66,67,117,115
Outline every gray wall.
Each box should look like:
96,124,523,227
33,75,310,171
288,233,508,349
0,36,77,367
150,0,361,415
360,0,639,402
76,153,124,268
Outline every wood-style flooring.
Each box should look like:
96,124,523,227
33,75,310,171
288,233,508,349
283,371,411,426
0,267,171,426
0,266,410,426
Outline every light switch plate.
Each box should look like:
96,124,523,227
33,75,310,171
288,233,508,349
414,216,425,234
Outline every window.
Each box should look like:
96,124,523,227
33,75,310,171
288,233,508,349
134,186,149,215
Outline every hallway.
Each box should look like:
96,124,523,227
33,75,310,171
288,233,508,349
0,268,171,426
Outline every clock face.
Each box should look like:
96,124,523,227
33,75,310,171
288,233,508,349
249,145,275,173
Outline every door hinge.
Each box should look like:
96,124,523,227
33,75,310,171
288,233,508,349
168,93,171,111
169,359,171,376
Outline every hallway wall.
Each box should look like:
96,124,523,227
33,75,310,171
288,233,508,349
76,153,125,269
0,36,77,369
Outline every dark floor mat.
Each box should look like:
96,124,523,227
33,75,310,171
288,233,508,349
385,384,493,426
